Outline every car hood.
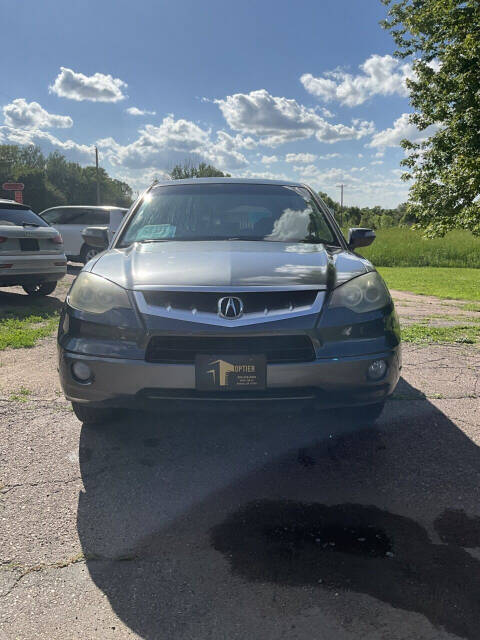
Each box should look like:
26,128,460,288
89,241,372,289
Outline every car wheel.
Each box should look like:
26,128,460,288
22,281,57,296
71,402,116,426
337,401,386,427
80,244,100,264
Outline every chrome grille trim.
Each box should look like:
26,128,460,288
134,290,326,326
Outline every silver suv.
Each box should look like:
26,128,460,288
0,199,66,296
58,179,401,425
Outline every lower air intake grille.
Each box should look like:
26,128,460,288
145,335,315,364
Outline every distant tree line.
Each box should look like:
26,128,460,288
318,191,414,230
0,144,133,212
169,162,230,180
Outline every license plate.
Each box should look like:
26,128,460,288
20,238,39,251
195,354,266,391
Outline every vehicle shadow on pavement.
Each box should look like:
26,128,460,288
0,289,63,318
77,378,480,640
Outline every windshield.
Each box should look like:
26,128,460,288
117,183,338,247
0,207,49,227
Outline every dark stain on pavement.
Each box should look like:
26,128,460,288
435,509,480,548
211,500,480,640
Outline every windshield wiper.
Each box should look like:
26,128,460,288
22,222,40,227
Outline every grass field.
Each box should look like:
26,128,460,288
401,323,480,345
359,228,480,268
378,267,480,301
0,296,61,350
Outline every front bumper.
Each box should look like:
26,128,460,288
59,347,401,410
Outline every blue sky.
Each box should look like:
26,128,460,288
0,0,427,207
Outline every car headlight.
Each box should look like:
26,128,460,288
329,271,390,313
68,272,132,314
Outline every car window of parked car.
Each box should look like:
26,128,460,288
42,208,110,225
41,208,74,224
81,209,110,225
0,206,49,227
118,183,339,246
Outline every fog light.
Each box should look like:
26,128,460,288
367,359,387,380
72,361,92,382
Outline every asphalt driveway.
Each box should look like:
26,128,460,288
1,284,479,639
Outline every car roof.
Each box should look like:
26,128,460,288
0,198,30,209
151,177,306,188
41,205,128,212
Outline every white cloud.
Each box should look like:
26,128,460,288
126,107,156,116
3,99,72,130
205,131,254,168
237,169,292,182
285,152,317,163
318,152,341,160
0,126,93,163
49,67,127,102
368,112,437,149
290,162,409,207
301,54,413,106
261,155,278,164
320,107,334,118
214,89,374,146
98,116,254,173
370,160,384,165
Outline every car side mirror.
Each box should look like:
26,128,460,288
81,226,109,249
347,227,376,250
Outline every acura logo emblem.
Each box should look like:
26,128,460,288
218,296,243,319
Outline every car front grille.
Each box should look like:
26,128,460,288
141,290,318,316
145,335,316,364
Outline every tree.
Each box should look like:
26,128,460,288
169,161,230,180
0,144,133,211
382,0,480,236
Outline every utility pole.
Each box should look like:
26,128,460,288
336,183,344,228
95,146,100,205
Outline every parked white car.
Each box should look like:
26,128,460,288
0,198,67,296
39,205,128,263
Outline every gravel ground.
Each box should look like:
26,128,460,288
1,281,479,639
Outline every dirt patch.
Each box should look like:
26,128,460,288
391,289,479,327
0,273,75,398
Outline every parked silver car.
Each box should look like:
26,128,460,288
58,179,401,425
0,199,67,296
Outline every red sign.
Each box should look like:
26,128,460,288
14,191,23,204
2,182,24,191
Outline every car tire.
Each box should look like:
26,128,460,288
80,244,100,265
337,401,386,427
71,402,115,426
22,281,57,296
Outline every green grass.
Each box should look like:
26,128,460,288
359,228,480,268
460,302,480,312
9,386,32,402
0,296,61,350
378,267,480,301
402,323,480,344
0,313,59,349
